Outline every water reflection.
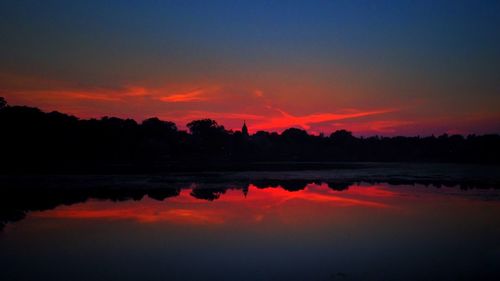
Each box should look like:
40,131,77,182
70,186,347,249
1,180,500,281
29,184,395,225
1,178,500,230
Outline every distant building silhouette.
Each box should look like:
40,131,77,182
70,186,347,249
242,120,249,137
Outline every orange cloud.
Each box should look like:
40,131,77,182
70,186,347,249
123,86,149,97
158,89,207,102
69,91,123,101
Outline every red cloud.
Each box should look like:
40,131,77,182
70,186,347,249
3,72,497,136
249,108,395,131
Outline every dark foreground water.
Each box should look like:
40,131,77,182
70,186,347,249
1,175,500,281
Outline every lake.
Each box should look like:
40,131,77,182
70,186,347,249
1,165,500,281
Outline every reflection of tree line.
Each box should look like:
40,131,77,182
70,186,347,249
1,178,498,230
1,98,500,174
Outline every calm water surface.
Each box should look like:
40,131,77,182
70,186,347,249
1,182,500,281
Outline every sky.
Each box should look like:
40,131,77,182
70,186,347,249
1,0,499,136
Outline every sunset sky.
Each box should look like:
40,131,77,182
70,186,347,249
1,0,499,135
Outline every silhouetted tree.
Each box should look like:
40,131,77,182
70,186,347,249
142,117,177,136
330,129,355,142
281,128,309,140
0,101,499,174
0,97,6,109
186,119,229,157
187,119,225,136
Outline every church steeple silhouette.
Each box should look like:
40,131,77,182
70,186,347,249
242,120,249,137
242,184,249,197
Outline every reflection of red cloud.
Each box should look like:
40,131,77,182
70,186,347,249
32,184,396,226
35,204,226,224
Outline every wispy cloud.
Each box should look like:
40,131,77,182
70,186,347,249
159,89,207,102
68,91,123,101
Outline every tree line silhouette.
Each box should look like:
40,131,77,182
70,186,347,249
1,97,499,173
